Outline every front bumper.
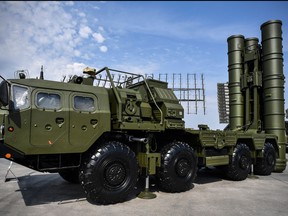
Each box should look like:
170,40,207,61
0,139,24,160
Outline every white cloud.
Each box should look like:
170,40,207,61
98,26,105,32
64,1,74,6
0,2,108,81
56,62,88,82
79,26,92,38
74,50,81,57
99,45,108,53
92,32,105,43
79,12,86,17
66,62,87,73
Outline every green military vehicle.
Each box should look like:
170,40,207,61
0,20,286,204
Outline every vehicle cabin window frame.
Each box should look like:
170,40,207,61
73,95,96,112
35,92,61,110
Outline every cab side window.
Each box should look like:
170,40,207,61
73,96,95,112
36,92,61,110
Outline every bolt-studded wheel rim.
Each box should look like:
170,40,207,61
176,158,191,177
104,161,126,187
239,155,249,170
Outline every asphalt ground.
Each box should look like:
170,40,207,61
0,156,288,216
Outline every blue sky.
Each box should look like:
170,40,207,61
1,1,288,129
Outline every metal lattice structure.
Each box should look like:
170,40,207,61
217,82,229,123
90,71,206,115
145,73,206,115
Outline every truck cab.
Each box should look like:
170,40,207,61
0,74,110,168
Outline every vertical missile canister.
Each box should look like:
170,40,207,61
227,35,244,130
261,20,286,172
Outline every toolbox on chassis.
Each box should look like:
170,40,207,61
0,20,286,204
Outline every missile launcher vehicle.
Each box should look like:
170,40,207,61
0,20,286,204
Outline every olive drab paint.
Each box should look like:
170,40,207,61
261,20,286,172
227,20,286,172
243,37,261,130
227,35,245,130
0,20,286,204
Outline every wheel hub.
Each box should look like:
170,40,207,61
105,162,126,186
176,159,190,177
239,156,249,169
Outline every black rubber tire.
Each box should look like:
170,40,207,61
58,168,80,184
80,141,138,205
254,142,276,175
226,143,251,181
158,141,197,192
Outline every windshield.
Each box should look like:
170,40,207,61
12,85,30,110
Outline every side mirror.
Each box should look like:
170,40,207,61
0,81,9,106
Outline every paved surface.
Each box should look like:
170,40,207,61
0,156,288,216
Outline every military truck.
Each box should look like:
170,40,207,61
0,20,286,204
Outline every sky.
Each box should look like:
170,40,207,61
0,1,288,130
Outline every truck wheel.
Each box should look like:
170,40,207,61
254,142,276,175
226,143,251,181
158,141,197,192
80,141,138,204
58,168,80,184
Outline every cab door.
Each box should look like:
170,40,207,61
30,90,68,151
69,92,104,151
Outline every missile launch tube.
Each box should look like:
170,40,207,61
227,35,244,130
261,20,286,172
